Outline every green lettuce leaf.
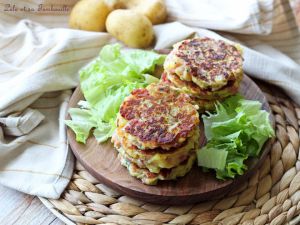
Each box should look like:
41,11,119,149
65,108,97,144
197,147,228,170
197,95,274,180
65,44,165,143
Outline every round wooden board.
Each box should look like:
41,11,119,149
67,75,275,205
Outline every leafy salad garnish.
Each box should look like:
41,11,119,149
65,44,165,143
197,95,274,180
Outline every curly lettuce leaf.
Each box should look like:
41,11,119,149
80,44,164,108
197,95,274,180
65,108,96,144
66,44,165,143
197,147,228,170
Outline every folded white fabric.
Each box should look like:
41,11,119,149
166,0,274,34
0,0,299,198
0,20,114,198
0,108,45,136
0,91,74,198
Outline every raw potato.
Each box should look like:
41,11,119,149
122,0,167,25
69,0,112,32
110,0,167,25
106,9,154,48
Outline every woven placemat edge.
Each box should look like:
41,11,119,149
39,197,75,225
39,190,300,225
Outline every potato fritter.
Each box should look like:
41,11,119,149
119,153,196,185
161,72,240,100
164,37,243,91
112,126,199,173
118,83,200,150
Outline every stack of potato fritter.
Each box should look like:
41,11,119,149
112,37,244,185
112,83,200,185
162,37,243,112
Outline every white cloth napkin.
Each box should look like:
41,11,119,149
0,0,299,198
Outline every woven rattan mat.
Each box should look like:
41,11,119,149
41,83,300,225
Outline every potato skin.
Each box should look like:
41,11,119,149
111,0,167,25
69,0,111,32
106,9,154,48
125,0,167,25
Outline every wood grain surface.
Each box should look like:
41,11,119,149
0,185,64,225
67,75,275,205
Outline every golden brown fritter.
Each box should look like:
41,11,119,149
112,126,199,173
164,37,243,91
161,72,241,100
117,83,200,150
119,153,196,185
